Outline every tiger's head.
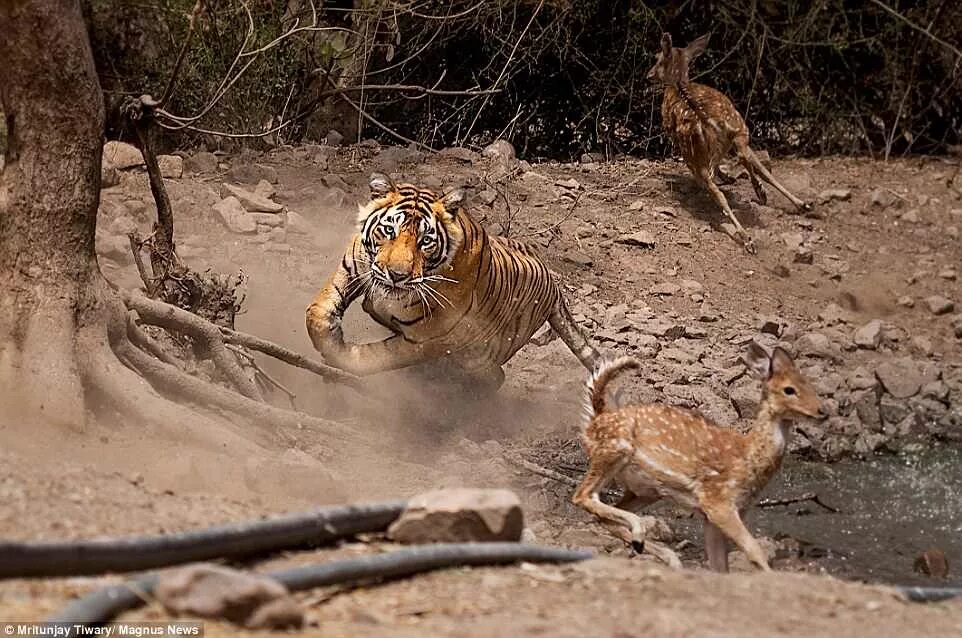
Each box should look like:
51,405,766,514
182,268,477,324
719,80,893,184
356,172,465,293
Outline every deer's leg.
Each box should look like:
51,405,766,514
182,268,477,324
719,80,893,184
573,457,659,552
702,505,771,572
703,516,730,572
736,140,811,213
695,167,756,254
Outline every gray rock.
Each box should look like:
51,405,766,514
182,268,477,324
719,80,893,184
254,179,276,199
158,154,184,179
103,141,143,169
818,188,852,203
387,488,524,543
481,140,517,163
478,189,498,206
155,564,290,625
228,162,278,185
616,230,656,248
285,210,314,235
213,197,257,234
850,389,881,430
728,380,759,418
249,212,284,227
900,209,920,223
875,358,925,399
564,251,593,267
853,320,883,349
325,129,344,146
101,164,120,188
185,151,218,174
222,183,284,213
439,146,480,163
554,177,581,191
879,394,911,425
870,188,898,208
793,246,814,264
897,296,915,308
649,282,681,296
854,432,887,456
846,366,877,391
924,296,954,315
796,332,834,358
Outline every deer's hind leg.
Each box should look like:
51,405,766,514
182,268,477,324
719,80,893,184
573,455,661,553
734,136,811,213
694,165,757,254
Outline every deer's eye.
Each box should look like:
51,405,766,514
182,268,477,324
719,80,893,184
783,387,797,396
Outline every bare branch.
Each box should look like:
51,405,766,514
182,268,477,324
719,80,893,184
868,0,962,60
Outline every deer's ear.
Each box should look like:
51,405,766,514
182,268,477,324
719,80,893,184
742,342,772,380
769,347,796,376
661,32,673,56
369,172,395,198
686,33,710,59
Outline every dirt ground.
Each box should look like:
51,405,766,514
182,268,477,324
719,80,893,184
1,144,961,633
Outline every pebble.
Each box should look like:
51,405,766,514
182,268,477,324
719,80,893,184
616,230,656,248
853,320,882,350
924,296,954,315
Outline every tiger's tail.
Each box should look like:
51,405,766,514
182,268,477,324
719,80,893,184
548,297,600,371
583,356,642,426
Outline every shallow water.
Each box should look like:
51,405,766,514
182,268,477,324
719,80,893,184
749,446,962,587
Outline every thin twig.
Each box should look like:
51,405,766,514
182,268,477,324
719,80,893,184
868,0,962,60
158,0,205,107
756,492,839,513
337,92,434,151
226,344,298,409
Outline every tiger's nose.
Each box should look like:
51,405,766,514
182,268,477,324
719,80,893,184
387,267,410,283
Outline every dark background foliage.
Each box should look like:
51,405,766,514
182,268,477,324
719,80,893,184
79,0,962,160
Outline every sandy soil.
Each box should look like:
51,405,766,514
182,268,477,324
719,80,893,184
1,144,960,633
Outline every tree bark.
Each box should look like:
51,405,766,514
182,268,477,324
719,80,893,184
0,0,106,426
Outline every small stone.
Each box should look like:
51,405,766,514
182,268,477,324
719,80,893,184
938,269,957,281
249,212,284,227
913,549,949,579
222,183,284,213
875,359,924,399
870,188,897,208
158,155,184,179
616,231,656,248
325,129,344,146
758,317,783,337
853,320,883,349
910,336,933,356
781,232,804,250
648,282,680,297
793,246,814,264
103,141,144,169
285,210,314,235
213,197,257,234
481,140,517,163
155,564,289,625
101,164,120,188
796,332,834,359
387,488,524,543
478,189,498,206
900,209,920,223
438,146,480,163
818,189,852,203
554,177,581,191
254,179,276,199
228,163,278,185
184,151,218,174
628,199,646,211
924,296,954,315
897,296,914,308
564,251,593,267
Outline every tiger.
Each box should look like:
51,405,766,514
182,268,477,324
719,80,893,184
305,172,599,394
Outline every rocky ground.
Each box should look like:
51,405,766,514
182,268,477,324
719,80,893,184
1,139,961,632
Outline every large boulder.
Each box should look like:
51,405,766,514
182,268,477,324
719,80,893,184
213,196,257,234
103,141,143,169
387,488,524,543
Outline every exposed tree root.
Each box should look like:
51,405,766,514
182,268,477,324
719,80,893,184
218,324,363,390
122,290,262,400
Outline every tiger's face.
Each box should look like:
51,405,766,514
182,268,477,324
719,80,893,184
356,173,465,294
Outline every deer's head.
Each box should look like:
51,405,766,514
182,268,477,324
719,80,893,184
646,32,710,86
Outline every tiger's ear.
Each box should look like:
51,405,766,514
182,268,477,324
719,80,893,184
369,172,395,198
440,187,465,210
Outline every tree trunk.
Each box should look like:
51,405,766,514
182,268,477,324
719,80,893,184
0,0,106,426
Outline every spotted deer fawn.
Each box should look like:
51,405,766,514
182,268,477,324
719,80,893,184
648,33,812,253
573,343,825,571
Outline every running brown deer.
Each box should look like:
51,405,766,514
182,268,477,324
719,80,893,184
647,33,813,253
573,343,825,571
